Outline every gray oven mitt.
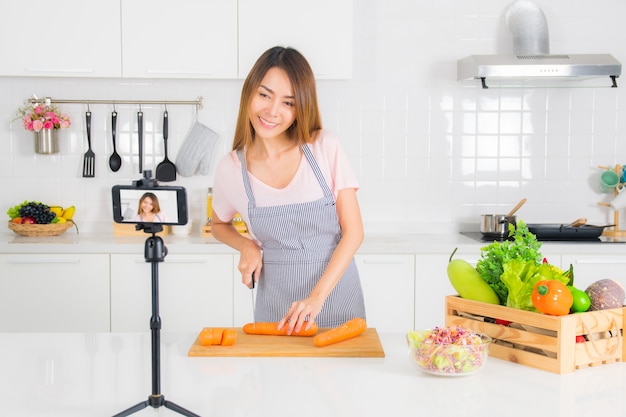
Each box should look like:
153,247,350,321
175,122,219,177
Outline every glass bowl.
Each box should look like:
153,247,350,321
407,327,491,376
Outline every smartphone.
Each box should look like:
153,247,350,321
112,185,188,226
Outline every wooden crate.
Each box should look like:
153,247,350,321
113,222,169,236
445,295,625,374
201,222,248,238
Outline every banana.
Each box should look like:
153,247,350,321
49,206,63,216
61,206,76,220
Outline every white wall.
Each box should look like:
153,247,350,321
2,0,626,234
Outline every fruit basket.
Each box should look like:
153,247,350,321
8,220,73,237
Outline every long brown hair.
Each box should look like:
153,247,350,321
137,192,160,215
232,46,322,151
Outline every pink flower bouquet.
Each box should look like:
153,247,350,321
17,101,71,132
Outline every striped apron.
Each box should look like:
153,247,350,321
237,145,366,328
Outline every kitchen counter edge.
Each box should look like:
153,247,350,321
0,228,622,255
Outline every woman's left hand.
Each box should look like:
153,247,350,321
278,297,324,335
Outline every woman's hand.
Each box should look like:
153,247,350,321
211,214,262,288
238,239,262,288
277,295,324,335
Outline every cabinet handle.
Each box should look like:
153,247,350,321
8,257,81,264
145,69,216,75
361,260,406,265
573,259,626,264
25,68,95,74
133,258,208,264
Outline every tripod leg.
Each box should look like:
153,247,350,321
164,400,203,417
113,235,201,417
111,400,149,417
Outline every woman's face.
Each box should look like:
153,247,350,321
141,197,155,214
248,67,296,141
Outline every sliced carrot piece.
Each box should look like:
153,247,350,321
198,327,214,346
211,328,224,345
221,328,237,346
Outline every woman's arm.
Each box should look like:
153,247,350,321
211,214,262,288
279,187,364,333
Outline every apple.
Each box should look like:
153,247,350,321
21,217,36,224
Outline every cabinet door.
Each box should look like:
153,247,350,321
121,0,238,78
561,254,626,291
238,0,353,79
0,254,110,332
356,254,414,333
232,255,254,327
111,253,234,332
414,253,481,330
0,0,121,77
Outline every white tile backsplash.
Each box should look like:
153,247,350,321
2,0,626,234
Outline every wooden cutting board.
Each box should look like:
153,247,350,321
187,328,385,357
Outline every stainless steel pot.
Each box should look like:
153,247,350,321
480,214,517,237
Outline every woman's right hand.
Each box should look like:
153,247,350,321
211,214,262,288
238,239,262,288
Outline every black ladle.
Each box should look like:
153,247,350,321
109,111,121,172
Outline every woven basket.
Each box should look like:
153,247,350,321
8,220,72,237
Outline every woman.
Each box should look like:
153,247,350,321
132,192,169,223
212,46,366,334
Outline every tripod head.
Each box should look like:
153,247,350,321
143,232,167,262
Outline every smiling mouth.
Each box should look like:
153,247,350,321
258,116,278,129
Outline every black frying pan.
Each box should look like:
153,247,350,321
527,223,615,240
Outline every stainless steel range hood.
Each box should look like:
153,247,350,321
458,53,622,88
458,1,622,88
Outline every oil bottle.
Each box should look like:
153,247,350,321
206,187,213,225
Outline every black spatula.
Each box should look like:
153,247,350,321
155,110,177,182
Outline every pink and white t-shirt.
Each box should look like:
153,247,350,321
212,130,358,241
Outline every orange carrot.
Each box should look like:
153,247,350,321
313,318,367,347
198,327,237,346
242,321,318,336
221,328,237,346
198,327,216,346
211,328,224,345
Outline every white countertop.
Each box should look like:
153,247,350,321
2,223,625,255
0,331,624,417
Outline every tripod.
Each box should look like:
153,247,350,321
113,224,200,417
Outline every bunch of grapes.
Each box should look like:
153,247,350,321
18,202,56,224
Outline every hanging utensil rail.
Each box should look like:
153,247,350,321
28,95,203,108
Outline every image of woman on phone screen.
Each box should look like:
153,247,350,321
132,192,169,223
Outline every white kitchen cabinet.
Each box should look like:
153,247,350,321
121,0,238,79
232,255,263,328
0,254,110,332
560,254,626,291
356,254,414,333
238,0,353,79
413,252,481,330
110,253,234,332
232,255,254,327
0,0,121,77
